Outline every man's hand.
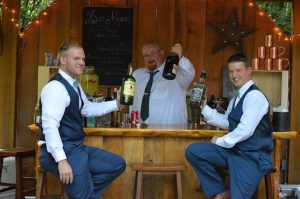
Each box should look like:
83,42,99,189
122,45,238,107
201,96,207,110
211,136,219,144
171,43,183,59
58,159,73,184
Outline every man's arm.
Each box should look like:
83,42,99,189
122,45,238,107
171,43,195,90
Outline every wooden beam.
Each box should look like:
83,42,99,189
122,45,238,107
254,0,292,2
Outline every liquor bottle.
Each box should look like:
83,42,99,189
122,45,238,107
162,52,179,80
34,103,40,125
120,63,136,105
190,71,207,107
111,87,119,127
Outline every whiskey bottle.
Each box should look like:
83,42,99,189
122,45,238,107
120,63,136,105
162,52,179,80
190,71,206,107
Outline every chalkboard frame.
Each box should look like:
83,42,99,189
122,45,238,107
82,6,133,86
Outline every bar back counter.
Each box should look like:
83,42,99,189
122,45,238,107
28,124,297,199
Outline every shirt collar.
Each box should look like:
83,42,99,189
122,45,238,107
144,62,164,74
58,69,78,87
237,80,254,98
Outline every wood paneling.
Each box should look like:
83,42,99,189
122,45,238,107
0,0,20,148
289,0,300,183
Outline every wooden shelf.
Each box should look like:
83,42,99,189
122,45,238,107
252,70,289,108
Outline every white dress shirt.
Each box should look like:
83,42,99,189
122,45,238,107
131,56,195,125
202,80,269,148
40,69,118,162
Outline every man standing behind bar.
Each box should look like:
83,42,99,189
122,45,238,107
132,42,195,124
185,53,273,199
39,42,126,199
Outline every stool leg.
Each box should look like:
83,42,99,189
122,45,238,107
63,188,69,199
35,170,46,199
15,156,22,199
135,171,143,199
265,173,273,199
176,172,182,199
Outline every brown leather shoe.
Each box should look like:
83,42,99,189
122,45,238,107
214,191,230,199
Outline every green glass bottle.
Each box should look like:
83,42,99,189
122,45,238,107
120,63,136,105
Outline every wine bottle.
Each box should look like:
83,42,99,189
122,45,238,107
190,71,207,107
120,63,136,105
162,52,179,80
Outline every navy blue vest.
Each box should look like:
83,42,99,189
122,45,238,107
228,84,273,152
39,73,85,151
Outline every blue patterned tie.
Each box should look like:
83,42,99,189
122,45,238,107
140,71,159,121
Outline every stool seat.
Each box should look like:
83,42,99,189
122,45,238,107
0,147,36,199
0,147,35,157
131,163,186,172
131,163,186,199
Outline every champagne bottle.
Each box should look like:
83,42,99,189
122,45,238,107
190,71,207,107
34,103,40,125
120,63,136,105
162,52,179,80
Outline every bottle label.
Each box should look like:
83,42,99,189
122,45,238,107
190,85,205,104
172,64,178,75
124,81,135,96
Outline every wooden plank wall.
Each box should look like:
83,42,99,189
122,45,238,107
289,0,300,183
0,0,20,148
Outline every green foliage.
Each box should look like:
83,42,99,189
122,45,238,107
21,0,54,30
0,0,53,29
256,2,292,36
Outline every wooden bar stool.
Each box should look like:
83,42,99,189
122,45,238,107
130,163,186,199
35,166,69,199
0,147,36,199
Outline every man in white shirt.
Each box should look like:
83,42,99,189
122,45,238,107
131,42,195,124
39,42,126,199
185,53,273,199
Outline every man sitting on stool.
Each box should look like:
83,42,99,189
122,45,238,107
185,53,273,199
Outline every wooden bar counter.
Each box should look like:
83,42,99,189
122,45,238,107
28,124,297,199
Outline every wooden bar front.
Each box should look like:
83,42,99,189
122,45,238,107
28,124,297,199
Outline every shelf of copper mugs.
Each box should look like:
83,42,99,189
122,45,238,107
252,34,289,71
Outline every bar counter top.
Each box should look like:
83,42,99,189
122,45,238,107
28,124,297,139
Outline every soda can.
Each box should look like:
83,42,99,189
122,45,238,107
131,111,139,125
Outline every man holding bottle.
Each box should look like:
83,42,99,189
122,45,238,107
185,53,273,199
39,42,126,199
131,42,195,124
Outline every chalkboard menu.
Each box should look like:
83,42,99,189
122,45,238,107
82,7,133,86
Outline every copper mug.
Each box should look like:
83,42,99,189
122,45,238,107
265,58,273,70
265,34,273,47
270,46,285,59
273,58,289,70
257,46,266,58
252,58,259,70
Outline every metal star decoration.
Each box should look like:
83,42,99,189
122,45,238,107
208,9,257,53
